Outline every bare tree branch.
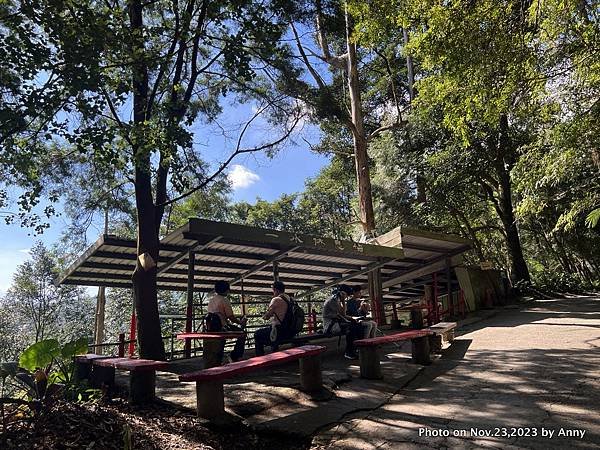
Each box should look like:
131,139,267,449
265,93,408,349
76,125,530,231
158,114,304,207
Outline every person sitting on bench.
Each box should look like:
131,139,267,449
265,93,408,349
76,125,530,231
254,280,290,356
347,285,377,339
205,280,247,362
322,284,363,360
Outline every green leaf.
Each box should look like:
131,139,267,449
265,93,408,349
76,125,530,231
19,339,60,371
61,337,89,359
585,208,600,228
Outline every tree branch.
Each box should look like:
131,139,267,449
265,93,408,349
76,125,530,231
158,114,303,207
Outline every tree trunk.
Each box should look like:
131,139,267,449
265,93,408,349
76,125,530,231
345,12,375,237
488,115,530,285
130,0,165,360
93,287,106,355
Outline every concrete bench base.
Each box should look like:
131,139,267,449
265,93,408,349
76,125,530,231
180,345,326,420
356,330,434,379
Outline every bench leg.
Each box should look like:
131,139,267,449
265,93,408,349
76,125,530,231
299,354,323,391
446,330,455,342
91,365,115,388
429,334,443,354
129,370,155,404
196,380,225,420
359,347,382,379
411,336,431,365
203,339,223,368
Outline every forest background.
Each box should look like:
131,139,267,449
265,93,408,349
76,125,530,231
0,0,598,360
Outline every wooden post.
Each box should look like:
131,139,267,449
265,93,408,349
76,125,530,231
273,261,279,281
118,333,125,357
299,354,323,391
368,269,385,325
358,347,382,379
307,300,313,333
185,251,195,358
196,380,225,419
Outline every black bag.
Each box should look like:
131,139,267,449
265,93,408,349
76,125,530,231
278,295,305,338
204,312,223,332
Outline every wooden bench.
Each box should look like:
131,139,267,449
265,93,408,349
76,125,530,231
76,356,168,404
177,332,245,368
179,345,326,420
355,329,434,379
427,322,457,353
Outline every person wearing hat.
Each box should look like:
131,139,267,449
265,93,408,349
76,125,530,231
322,284,362,359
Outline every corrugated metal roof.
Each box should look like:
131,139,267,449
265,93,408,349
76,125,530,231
58,218,471,298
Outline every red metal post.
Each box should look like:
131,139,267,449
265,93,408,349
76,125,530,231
118,333,125,357
128,310,136,357
459,289,466,318
307,301,313,333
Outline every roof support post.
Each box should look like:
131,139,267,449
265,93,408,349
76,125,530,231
273,261,279,282
368,268,385,325
240,279,247,317
446,258,452,317
184,251,195,358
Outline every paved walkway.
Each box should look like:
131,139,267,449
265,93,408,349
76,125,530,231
312,296,600,449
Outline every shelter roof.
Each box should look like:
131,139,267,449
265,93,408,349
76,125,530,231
58,218,471,298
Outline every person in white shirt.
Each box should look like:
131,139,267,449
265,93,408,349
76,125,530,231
254,281,289,356
205,281,246,362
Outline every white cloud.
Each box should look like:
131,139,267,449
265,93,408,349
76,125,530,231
18,248,30,254
227,164,260,190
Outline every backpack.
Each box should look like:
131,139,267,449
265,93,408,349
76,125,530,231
278,294,305,338
204,312,223,332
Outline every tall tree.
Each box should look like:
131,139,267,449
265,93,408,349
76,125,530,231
1,1,305,359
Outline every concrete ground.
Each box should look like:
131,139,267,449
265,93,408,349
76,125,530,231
118,295,599,449
312,296,600,449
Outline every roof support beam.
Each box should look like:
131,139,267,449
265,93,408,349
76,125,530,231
295,258,396,300
157,236,221,275
230,246,300,286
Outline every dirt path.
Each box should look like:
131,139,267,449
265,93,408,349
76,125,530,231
312,296,600,449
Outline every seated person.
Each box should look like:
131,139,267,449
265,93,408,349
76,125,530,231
254,281,290,356
322,284,363,359
347,285,377,338
205,280,247,362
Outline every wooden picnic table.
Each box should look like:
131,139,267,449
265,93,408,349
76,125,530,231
176,332,245,368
